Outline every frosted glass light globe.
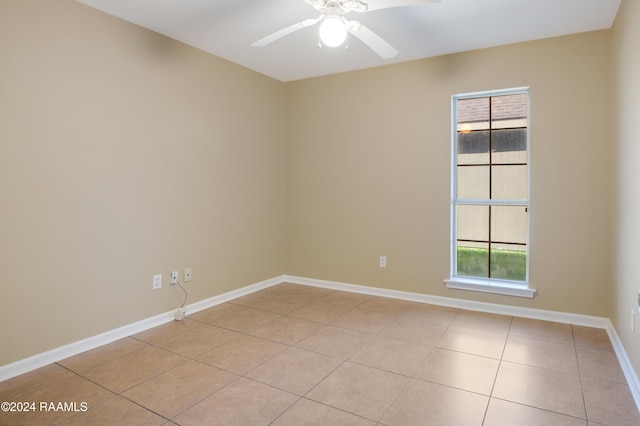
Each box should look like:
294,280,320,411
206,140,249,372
319,16,347,47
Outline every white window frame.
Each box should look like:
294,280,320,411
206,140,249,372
444,87,536,298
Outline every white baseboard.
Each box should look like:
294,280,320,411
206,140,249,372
284,274,640,410
605,320,640,411
2,273,638,413
186,275,284,315
284,275,609,327
0,309,177,382
0,275,284,382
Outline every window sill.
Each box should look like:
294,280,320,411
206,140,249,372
444,277,536,298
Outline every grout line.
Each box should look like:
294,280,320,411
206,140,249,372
481,315,514,424
572,324,590,421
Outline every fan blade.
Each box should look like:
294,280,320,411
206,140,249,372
252,18,320,47
348,21,398,58
364,0,441,12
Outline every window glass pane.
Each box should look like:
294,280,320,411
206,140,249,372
457,241,488,278
457,97,489,132
452,90,529,286
490,205,527,244
491,165,527,200
457,205,488,241
458,166,489,199
458,131,489,165
491,93,527,129
490,243,526,281
492,129,527,164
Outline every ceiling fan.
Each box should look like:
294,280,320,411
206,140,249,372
251,0,442,59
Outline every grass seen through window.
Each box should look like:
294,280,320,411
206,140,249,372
457,246,526,282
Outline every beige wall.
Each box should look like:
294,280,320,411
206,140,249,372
0,0,626,370
613,0,640,380
286,30,614,316
0,0,286,365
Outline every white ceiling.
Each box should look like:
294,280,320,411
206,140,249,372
76,0,621,82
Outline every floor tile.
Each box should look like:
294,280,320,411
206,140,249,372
436,325,507,359
330,308,396,334
210,306,281,333
349,335,431,376
356,296,413,315
0,363,75,400
509,317,574,344
493,361,585,419
228,290,278,308
2,375,114,425
306,362,408,421
187,303,242,324
452,310,512,334
414,347,499,395
246,347,342,395
581,377,640,426
573,325,613,352
59,395,165,426
378,314,448,346
405,303,460,324
381,378,488,426
57,337,149,373
272,398,376,425
3,284,635,426
502,335,578,373
173,377,298,425
317,291,371,309
154,324,240,358
271,283,334,301
122,360,236,418
81,346,186,393
248,294,312,314
484,398,587,426
132,319,204,344
576,346,626,383
295,325,372,359
288,300,355,323
250,315,323,345
197,334,286,374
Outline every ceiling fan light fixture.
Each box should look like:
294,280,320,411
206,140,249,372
319,16,347,47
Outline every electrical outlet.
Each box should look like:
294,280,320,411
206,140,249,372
170,271,178,285
184,268,192,282
153,274,162,290
379,256,387,268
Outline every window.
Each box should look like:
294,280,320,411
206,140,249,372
445,88,535,298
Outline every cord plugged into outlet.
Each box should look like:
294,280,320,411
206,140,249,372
171,272,188,321
175,307,186,321
153,270,188,320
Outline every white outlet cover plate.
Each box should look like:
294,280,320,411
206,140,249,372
153,274,162,290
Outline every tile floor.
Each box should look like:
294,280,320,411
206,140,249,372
1,283,639,425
